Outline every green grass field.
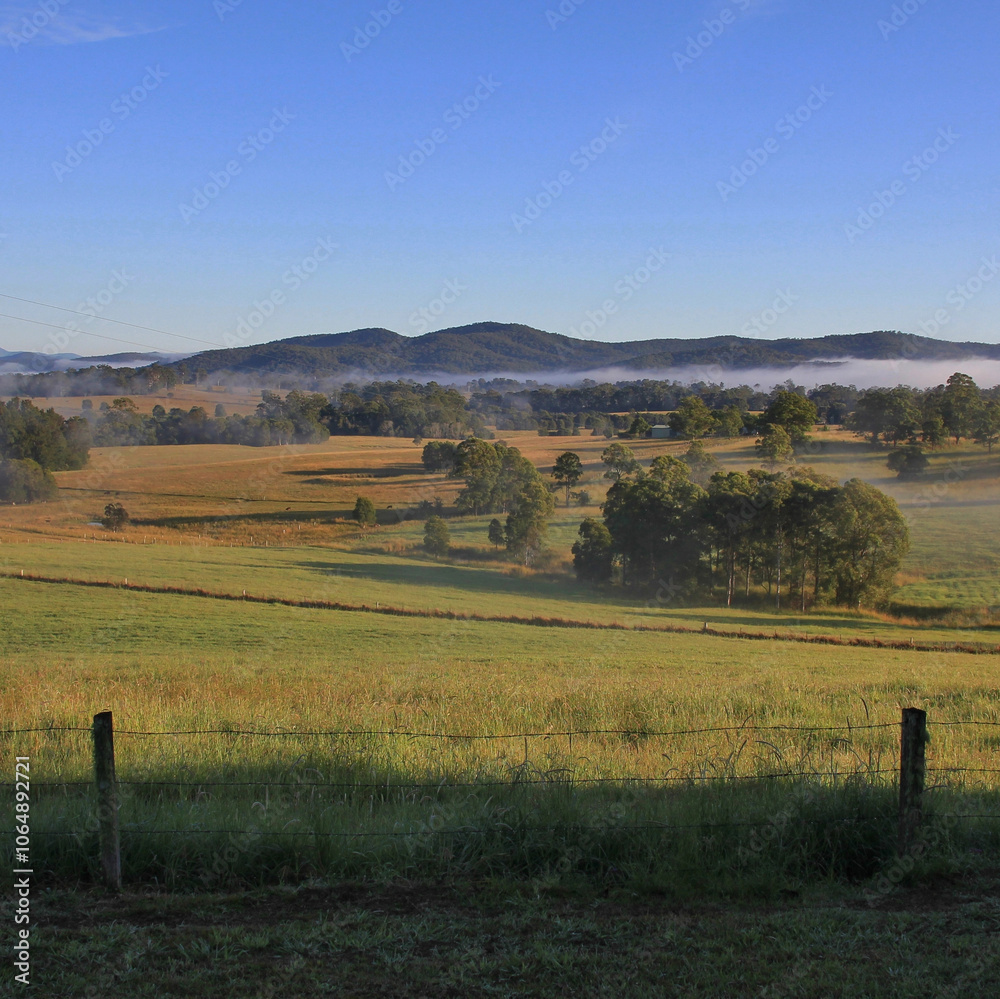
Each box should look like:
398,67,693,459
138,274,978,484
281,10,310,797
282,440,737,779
3,430,1000,995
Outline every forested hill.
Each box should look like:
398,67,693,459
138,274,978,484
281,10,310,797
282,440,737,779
177,324,1000,379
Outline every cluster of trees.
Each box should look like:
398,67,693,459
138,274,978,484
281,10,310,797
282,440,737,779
449,439,555,562
849,373,1000,450
423,516,450,556
465,379,861,435
572,458,910,610
0,398,90,470
323,381,485,439
469,380,776,424
385,437,559,561
352,496,377,527
657,389,820,443
372,437,557,561
0,458,58,504
0,398,91,503
0,363,182,400
88,392,330,447
421,440,459,472
12,367,1000,452
102,502,129,532
841,373,1000,477
87,383,490,446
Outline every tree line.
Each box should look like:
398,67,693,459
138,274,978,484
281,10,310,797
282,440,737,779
9,366,999,446
848,373,1000,450
77,382,486,446
449,439,555,562
421,435,911,610
87,391,330,447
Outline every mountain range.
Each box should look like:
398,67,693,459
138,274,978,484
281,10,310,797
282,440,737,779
4,324,1000,380
174,324,1000,380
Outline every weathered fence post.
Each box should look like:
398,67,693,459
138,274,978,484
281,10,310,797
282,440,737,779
898,707,927,855
92,711,122,891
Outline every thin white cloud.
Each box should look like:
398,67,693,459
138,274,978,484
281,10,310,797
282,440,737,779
1,5,164,48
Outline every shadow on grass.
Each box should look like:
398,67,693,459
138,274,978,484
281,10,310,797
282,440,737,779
284,464,424,479
135,510,341,529
21,772,922,891
299,556,587,602
134,507,444,530
297,554,957,633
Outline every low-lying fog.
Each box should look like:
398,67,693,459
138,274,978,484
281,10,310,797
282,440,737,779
8,357,999,394
449,358,1000,391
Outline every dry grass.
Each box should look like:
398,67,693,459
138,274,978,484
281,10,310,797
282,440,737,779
2,383,267,417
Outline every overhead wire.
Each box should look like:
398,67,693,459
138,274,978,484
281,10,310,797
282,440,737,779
0,291,220,352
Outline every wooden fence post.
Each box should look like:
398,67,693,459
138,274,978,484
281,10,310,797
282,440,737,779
898,707,927,855
92,711,122,891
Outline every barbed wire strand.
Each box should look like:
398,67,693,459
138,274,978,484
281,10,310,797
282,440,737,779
0,723,906,739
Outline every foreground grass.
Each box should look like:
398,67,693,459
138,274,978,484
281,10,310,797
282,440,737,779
4,878,999,997
4,576,1000,783
4,577,1000,752
3,576,1000,890
12,775,1000,891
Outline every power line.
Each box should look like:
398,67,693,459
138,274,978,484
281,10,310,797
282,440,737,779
0,311,158,353
0,292,219,348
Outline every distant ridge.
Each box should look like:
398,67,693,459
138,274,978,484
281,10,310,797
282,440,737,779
0,348,173,374
175,324,1000,379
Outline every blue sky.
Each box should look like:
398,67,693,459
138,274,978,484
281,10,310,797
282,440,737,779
1,0,998,356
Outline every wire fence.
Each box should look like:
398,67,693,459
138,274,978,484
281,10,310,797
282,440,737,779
5,717,1000,794
5,710,1000,887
